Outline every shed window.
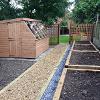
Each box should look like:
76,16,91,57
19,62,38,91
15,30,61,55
26,21,47,39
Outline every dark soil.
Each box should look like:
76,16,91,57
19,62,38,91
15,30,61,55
75,41,91,44
70,52,100,65
73,45,96,51
60,70,100,100
0,60,35,90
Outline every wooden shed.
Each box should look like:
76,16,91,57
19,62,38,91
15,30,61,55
0,18,49,58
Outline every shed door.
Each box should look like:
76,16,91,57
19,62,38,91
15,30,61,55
8,23,17,57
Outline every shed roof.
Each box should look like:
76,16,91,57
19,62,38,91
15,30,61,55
0,18,40,24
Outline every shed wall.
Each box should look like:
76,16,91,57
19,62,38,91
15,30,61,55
0,19,49,58
20,21,36,58
0,23,9,57
36,37,49,57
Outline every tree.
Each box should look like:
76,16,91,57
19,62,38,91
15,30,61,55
20,0,69,25
0,0,21,20
0,0,69,25
72,0,100,23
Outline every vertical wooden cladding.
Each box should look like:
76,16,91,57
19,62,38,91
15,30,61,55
0,23,9,57
0,18,49,58
20,21,36,58
36,38,49,57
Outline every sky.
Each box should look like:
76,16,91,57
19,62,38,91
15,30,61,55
69,0,75,2
10,0,22,8
68,0,75,12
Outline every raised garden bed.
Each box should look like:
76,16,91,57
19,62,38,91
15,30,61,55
73,44,96,51
60,69,100,100
69,52,100,66
75,41,91,44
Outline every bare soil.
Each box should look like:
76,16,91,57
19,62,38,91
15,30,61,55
60,70,100,100
73,45,96,51
70,52,100,66
75,41,91,44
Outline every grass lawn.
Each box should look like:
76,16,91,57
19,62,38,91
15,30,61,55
49,37,59,45
50,34,81,45
59,35,69,43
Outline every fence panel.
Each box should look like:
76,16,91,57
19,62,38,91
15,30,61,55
46,24,60,45
69,23,94,41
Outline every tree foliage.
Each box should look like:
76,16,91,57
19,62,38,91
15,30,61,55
21,0,69,24
72,0,100,23
0,0,69,25
0,0,21,20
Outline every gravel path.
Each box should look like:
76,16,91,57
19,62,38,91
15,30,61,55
0,44,67,100
70,52,100,65
60,70,100,100
73,45,96,51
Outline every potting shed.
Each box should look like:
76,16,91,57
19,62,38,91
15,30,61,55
0,18,49,58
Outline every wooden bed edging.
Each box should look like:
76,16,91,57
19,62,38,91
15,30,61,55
66,65,100,70
65,41,75,66
72,50,98,52
90,41,100,53
53,68,67,100
53,68,100,100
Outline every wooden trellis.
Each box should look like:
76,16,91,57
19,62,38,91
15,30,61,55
68,20,94,41
46,24,60,45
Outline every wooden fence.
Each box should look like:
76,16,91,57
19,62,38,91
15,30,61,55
69,22,94,42
46,24,60,45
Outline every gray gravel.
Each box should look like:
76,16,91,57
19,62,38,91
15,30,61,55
0,47,52,90
0,60,35,90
